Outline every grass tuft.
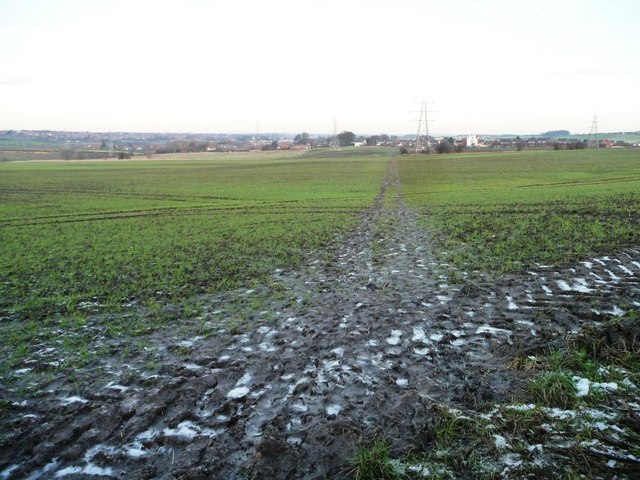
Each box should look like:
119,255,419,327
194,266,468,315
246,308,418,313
349,438,400,480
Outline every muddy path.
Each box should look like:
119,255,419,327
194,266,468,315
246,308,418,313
2,159,640,479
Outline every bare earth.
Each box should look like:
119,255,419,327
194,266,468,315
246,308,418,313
2,159,640,479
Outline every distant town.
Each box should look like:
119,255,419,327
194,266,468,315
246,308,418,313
1,128,639,161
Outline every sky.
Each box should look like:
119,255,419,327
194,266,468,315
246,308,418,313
1,0,639,135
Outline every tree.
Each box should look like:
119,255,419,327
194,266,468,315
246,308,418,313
293,132,310,145
435,139,453,154
337,131,356,147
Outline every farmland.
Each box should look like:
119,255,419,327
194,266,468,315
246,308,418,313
1,148,639,479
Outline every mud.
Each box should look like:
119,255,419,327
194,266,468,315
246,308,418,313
2,159,639,479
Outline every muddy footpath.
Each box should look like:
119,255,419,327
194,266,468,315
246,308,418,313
1,160,640,479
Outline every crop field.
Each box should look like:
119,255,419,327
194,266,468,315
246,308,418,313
1,147,639,479
399,149,640,274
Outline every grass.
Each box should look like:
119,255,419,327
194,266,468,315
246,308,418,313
398,149,640,275
0,150,388,374
349,438,400,480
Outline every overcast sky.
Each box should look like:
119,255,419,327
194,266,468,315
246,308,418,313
1,0,639,135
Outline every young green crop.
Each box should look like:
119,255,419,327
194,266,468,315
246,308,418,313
0,151,387,324
398,149,640,274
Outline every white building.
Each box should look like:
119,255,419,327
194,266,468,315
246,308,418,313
466,134,478,147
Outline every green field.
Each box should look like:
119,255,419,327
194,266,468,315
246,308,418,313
399,149,640,274
0,150,390,323
3,148,640,323
2,148,640,324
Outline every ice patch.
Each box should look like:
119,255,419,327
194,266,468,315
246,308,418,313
366,339,380,347
451,338,467,347
413,347,430,356
541,285,553,296
632,261,640,270
429,333,444,342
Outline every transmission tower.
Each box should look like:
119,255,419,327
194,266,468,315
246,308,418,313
330,118,340,150
415,100,435,153
588,114,599,149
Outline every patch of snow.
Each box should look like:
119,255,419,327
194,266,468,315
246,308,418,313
55,464,114,477
618,264,634,275
1,465,20,480
608,306,625,316
227,386,250,399
325,404,342,416
581,261,593,269
59,396,89,406
105,382,129,392
396,378,409,388
412,327,427,343
429,333,444,342
605,269,621,281
494,434,509,450
436,295,451,304
413,347,430,356
366,339,380,347
476,325,512,336
506,296,518,310
541,285,553,296
574,377,591,397
163,421,200,439
236,372,253,386
286,436,303,446
386,330,402,345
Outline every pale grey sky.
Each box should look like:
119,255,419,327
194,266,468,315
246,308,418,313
1,0,639,135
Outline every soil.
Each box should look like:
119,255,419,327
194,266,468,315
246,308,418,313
2,159,640,479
